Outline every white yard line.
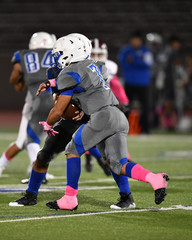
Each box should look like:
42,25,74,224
0,175,191,193
0,205,191,223
0,185,117,193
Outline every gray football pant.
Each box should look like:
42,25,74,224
65,106,129,175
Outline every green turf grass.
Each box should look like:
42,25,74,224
0,133,192,240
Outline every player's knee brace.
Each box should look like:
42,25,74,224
37,149,52,167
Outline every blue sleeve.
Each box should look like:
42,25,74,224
11,51,21,64
60,89,74,96
51,86,59,95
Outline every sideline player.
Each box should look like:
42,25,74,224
0,32,56,181
9,34,136,209
85,38,131,172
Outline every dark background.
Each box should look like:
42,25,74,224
0,0,192,110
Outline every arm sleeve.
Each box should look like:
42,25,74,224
110,75,129,105
57,71,81,96
11,51,21,64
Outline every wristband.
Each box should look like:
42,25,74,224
49,79,56,87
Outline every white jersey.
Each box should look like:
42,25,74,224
105,59,118,83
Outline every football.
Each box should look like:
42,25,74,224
62,103,79,120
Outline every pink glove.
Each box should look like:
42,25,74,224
39,121,59,136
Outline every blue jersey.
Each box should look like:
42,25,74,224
118,45,153,86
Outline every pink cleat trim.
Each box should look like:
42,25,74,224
57,195,78,210
145,173,169,190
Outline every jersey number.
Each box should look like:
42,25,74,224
88,64,109,89
24,51,55,73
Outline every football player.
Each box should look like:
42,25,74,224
9,34,136,209
85,38,131,172
0,32,56,182
43,34,168,210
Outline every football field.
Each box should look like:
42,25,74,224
0,130,192,240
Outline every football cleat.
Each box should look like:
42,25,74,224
9,191,37,207
110,192,136,209
46,195,78,211
155,174,170,204
96,157,111,176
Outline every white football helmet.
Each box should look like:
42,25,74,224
91,38,108,62
67,33,92,59
29,32,57,49
52,35,90,69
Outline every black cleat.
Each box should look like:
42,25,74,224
46,201,60,210
85,153,93,172
9,191,37,207
110,192,136,209
155,174,170,205
97,157,111,176
46,201,78,211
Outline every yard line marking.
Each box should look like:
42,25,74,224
0,185,117,193
0,205,191,223
0,175,192,193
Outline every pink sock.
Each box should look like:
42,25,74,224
5,153,13,161
65,185,78,196
131,164,151,182
127,153,131,160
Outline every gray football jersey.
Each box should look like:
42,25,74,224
56,59,119,115
12,49,55,97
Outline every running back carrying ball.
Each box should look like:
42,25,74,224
62,102,79,120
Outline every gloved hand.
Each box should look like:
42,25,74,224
39,121,59,136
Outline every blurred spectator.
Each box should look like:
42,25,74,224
118,30,153,134
156,35,188,129
145,32,164,127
